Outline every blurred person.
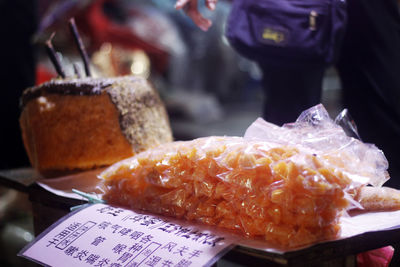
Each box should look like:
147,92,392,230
0,0,38,170
0,2,38,266
176,0,327,126
175,0,217,31
175,0,400,189
336,0,400,189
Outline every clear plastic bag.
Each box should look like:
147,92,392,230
100,104,389,248
244,104,389,187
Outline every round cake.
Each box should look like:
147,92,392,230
19,76,173,177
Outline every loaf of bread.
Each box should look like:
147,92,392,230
101,136,355,248
20,76,173,177
355,186,400,211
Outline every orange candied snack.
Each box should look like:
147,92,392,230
101,136,353,248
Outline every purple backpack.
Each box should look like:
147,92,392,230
226,0,347,67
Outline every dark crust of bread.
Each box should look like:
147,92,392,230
20,77,114,107
20,76,155,107
20,75,173,154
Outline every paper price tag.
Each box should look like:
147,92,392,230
20,203,237,267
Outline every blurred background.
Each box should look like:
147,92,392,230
0,0,343,265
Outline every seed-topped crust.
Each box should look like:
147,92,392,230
20,76,173,176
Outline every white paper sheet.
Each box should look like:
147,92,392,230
20,203,237,267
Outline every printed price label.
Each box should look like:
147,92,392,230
19,203,237,267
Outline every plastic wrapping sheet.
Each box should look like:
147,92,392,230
244,104,389,187
99,105,391,249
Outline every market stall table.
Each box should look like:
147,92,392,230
1,168,400,267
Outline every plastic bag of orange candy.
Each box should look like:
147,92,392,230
100,104,389,249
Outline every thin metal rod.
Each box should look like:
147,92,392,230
73,62,81,78
45,32,66,78
69,18,91,77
